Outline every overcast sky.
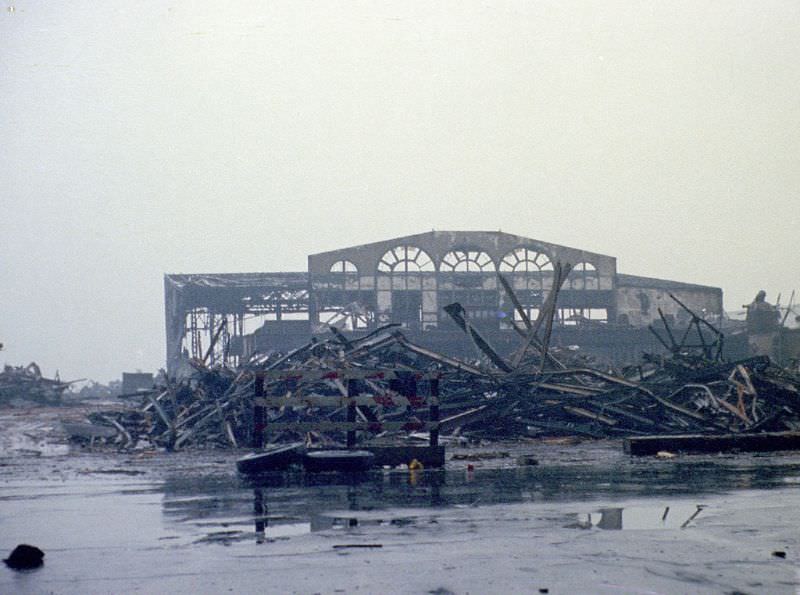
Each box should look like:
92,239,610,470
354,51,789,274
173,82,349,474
2,1,799,382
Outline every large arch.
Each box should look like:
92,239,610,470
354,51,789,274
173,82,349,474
330,260,358,273
440,249,496,272
498,247,553,273
377,245,435,273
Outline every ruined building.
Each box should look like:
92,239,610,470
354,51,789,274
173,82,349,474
164,231,722,373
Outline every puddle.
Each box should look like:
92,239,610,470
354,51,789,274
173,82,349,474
310,513,419,532
147,450,800,547
3,444,800,554
1,438,799,595
566,504,706,530
198,522,312,544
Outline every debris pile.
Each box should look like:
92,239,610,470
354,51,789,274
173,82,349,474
457,353,800,440
428,273,800,440
74,379,122,400
0,363,70,406
62,269,800,449
65,326,458,449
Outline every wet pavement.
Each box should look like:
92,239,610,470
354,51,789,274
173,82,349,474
1,408,800,593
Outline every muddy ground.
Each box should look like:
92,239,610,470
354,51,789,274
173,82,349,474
1,404,799,594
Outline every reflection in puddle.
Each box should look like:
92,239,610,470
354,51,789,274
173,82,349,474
157,453,800,545
255,522,311,540
567,504,706,530
252,483,427,543
309,514,417,532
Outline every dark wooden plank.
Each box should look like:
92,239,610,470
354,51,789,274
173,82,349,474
624,431,800,456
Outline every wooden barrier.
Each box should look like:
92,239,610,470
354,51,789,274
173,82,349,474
251,369,443,466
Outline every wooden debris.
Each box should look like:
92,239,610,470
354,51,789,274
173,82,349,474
624,431,800,456
67,285,800,451
0,363,70,405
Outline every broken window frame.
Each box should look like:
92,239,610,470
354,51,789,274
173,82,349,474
559,307,609,325
327,260,360,291
567,261,599,290
330,260,358,273
376,245,435,273
440,249,496,272
499,247,554,273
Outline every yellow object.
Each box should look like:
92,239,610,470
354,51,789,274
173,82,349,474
409,459,424,470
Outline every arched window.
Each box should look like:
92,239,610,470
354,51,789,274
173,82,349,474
567,262,598,290
377,246,435,273
499,248,553,273
440,249,495,272
330,260,358,273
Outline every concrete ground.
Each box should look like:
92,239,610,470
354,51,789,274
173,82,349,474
1,405,799,594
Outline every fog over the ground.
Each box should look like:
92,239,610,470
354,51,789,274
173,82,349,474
2,1,798,382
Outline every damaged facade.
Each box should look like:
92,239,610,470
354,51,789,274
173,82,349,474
164,231,722,374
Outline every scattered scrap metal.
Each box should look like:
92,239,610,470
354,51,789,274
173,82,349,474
64,269,800,450
0,363,70,406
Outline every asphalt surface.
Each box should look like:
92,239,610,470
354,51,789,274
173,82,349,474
1,405,799,594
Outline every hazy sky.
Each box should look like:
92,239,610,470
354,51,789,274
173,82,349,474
2,1,799,382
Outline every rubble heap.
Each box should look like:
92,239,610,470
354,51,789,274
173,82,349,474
0,363,70,406
65,270,800,450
